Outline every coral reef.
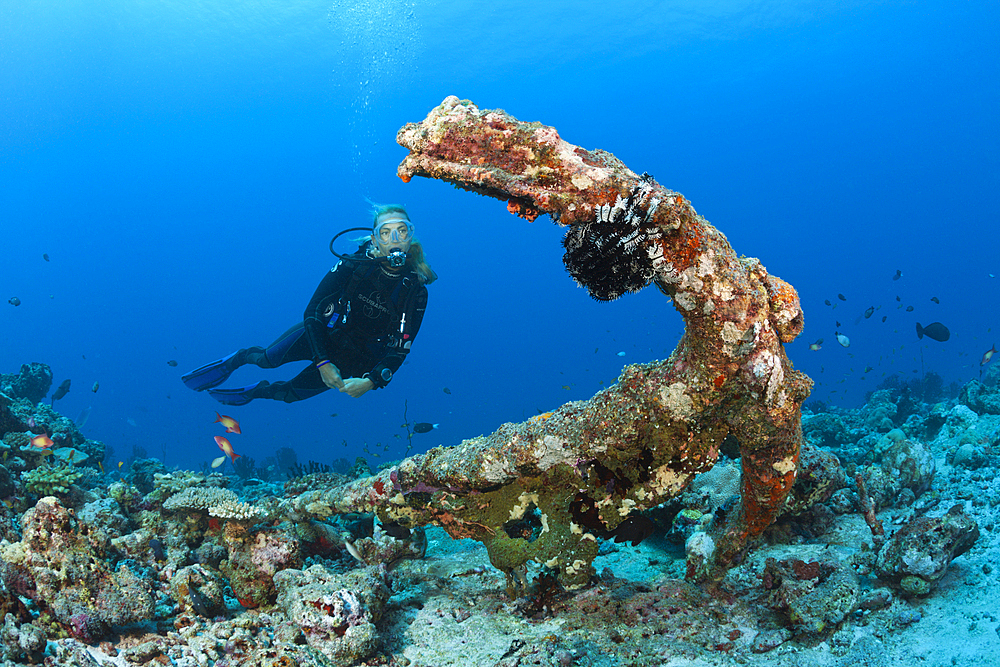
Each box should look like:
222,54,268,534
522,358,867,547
0,496,154,642
221,526,302,608
858,436,935,511
169,565,229,617
760,556,860,635
163,486,240,513
0,363,53,406
0,357,994,666
874,504,980,595
273,564,392,666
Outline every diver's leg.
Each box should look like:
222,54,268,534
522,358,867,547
205,324,329,404
209,364,330,405
253,323,313,369
255,364,330,403
181,338,280,392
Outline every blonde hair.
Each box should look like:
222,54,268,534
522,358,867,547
367,203,438,285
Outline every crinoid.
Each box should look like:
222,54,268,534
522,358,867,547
562,175,663,301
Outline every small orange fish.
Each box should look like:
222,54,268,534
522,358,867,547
982,344,998,367
30,435,54,449
214,412,241,434
215,435,241,463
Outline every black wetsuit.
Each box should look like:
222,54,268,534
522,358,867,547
247,245,428,402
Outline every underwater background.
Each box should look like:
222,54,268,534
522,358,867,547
2,0,998,480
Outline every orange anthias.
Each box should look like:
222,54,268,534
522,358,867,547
30,435,54,448
214,412,241,434
215,435,241,462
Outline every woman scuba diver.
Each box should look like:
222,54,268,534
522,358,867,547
182,204,436,405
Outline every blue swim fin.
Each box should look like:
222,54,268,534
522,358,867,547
207,381,269,406
181,351,240,392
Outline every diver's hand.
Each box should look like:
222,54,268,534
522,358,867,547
340,377,374,398
319,363,345,390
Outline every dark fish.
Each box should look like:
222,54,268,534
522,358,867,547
52,379,71,402
345,515,374,540
916,322,950,342
413,422,438,434
864,306,874,319
836,321,841,328
443,387,452,395
892,269,901,280
824,299,832,306
43,253,50,262
881,316,887,323
837,294,847,301
166,359,178,367
91,381,99,393
7,297,20,306
381,520,412,540
188,584,212,616
611,516,655,547
930,296,940,304
895,296,901,302
906,306,914,312
149,538,165,561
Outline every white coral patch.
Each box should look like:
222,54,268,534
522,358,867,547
772,456,797,476
685,531,715,560
650,465,692,495
535,435,575,470
675,292,697,311
533,126,560,145
571,173,594,189
766,359,785,403
697,253,714,278
721,321,748,346
679,266,704,292
714,282,735,302
305,501,333,518
660,382,695,421
752,350,775,379
618,498,637,517
509,491,541,521
902,551,938,577
482,454,516,484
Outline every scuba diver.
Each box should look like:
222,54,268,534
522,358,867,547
181,204,436,405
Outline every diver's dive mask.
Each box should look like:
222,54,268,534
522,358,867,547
328,217,415,268
372,217,414,267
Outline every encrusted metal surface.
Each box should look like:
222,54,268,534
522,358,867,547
286,96,812,586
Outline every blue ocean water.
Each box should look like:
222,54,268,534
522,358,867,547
2,0,997,472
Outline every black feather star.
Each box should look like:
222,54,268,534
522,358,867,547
562,177,663,301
